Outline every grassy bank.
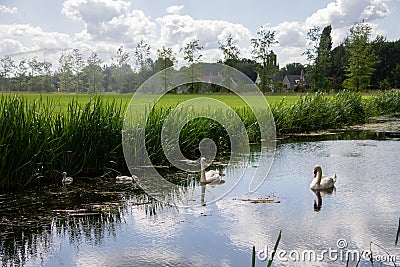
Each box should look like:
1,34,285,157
1,90,399,191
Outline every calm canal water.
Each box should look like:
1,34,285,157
1,136,399,266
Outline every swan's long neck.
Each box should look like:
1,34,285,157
316,169,322,184
200,161,206,183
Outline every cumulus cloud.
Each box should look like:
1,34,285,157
155,14,253,63
267,0,391,65
62,0,130,22
305,0,390,29
62,0,156,46
0,24,71,60
0,5,17,14
166,5,184,14
0,0,394,68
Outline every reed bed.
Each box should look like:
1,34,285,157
1,90,399,190
272,90,368,134
0,95,125,190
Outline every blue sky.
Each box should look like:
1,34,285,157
1,0,399,67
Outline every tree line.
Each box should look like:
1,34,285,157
0,21,399,93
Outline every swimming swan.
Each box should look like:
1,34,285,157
62,172,73,184
310,165,336,190
200,157,225,185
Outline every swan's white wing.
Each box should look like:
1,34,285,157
319,177,335,188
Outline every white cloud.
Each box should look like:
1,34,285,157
62,0,130,22
361,0,391,21
267,0,392,65
272,21,305,48
155,14,253,64
0,39,25,56
0,24,71,61
0,5,17,14
0,0,394,68
166,5,184,14
305,0,390,28
62,0,156,46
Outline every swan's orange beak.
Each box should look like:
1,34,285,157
313,169,317,177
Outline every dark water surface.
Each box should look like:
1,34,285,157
1,136,399,266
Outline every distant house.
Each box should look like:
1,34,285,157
253,52,308,91
282,70,307,91
272,75,284,84
283,75,301,90
256,74,283,85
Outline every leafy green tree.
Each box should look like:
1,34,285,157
40,60,53,92
371,37,400,89
330,43,348,90
218,34,241,91
219,34,240,67
235,58,258,82
251,27,278,92
111,46,134,93
0,56,15,91
280,63,305,76
15,59,28,91
155,46,176,92
343,22,378,92
392,64,400,89
182,39,203,93
315,25,333,90
71,49,85,93
133,40,151,72
27,57,41,91
304,25,333,91
133,40,154,88
84,52,104,93
304,26,321,66
57,52,74,92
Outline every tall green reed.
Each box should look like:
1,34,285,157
272,90,367,134
365,89,400,116
0,95,125,191
1,90,400,190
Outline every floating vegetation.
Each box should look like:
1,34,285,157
240,199,280,204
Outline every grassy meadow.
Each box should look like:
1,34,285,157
1,90,399,191
12,92,301,112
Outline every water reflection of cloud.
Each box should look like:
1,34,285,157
76,247,230,267
215,140,400,266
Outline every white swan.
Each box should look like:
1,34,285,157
200,157,225,185
62,172,73,184
310,165,336,190
116,175,135,182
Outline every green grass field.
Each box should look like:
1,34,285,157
1,92,301,112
